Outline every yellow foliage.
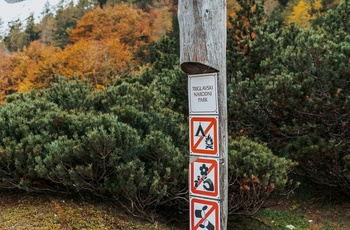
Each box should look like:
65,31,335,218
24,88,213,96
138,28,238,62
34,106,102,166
313,0,323,11
287,0,315,27
312,0,323,18
17,77,34,92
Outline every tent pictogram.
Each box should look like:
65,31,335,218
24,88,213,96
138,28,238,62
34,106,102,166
190,157,219,199
190,197,220,230
190,116,219,156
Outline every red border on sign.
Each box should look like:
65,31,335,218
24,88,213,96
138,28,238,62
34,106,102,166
190,197,219,230
190,116,218,155
190,158,219,198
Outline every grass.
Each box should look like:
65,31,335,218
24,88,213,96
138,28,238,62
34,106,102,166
229,185,350,230
0,191,185,230
1,188,350,229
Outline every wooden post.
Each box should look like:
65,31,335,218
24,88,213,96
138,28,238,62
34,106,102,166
178,0,228,229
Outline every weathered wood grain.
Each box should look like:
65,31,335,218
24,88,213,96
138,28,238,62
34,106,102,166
178,0,228,229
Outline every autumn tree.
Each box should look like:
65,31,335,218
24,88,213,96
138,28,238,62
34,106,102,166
287,0,313,27
285,0,326,27
18,41,64,90
58,38,132,87
0,45,13,102
69,4,151,47
0,50,30,98
69,3,154,78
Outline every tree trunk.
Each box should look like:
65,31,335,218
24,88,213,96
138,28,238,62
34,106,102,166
178,0,227,75
178,0,228,229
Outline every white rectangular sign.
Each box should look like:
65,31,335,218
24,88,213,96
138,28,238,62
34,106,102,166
189,73,218,114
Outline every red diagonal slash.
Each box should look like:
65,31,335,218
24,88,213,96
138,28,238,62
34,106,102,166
194,205,216,229
193,121,214,149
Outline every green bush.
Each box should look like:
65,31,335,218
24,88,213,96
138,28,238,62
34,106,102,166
0,42,189,220
228,136,297,216
227,1,350,195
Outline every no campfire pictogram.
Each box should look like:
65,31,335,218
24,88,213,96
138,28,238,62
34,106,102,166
190,157,219,199
190,197,220,230
190,116,219,156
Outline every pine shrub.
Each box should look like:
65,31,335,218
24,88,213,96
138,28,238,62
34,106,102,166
228,137,297,216
227,0,350,195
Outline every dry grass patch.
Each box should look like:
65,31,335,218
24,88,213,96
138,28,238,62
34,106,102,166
0,191,184,230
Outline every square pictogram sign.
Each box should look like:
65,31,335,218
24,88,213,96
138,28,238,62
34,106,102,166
190,157,219,199
190,197,220,230
190,116,219,156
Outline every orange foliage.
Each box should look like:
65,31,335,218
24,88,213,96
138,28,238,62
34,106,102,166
1,2,177,97
66,3,158,85
59,38,132,85
17,41,63,91
228,1,266,55
69,4,151,48
228,3,261,37
0,46,13,103
0,45,35,97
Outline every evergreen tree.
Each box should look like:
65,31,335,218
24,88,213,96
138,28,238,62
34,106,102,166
75,0,96,17
36,1,56,45
53,1,79,48
3,19,26,51
41,1,53,16
98,0,107,8
39,14,56,46
24,14,41,46
322,0,349,40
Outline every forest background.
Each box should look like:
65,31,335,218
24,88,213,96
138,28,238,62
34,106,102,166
0,0,349,227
